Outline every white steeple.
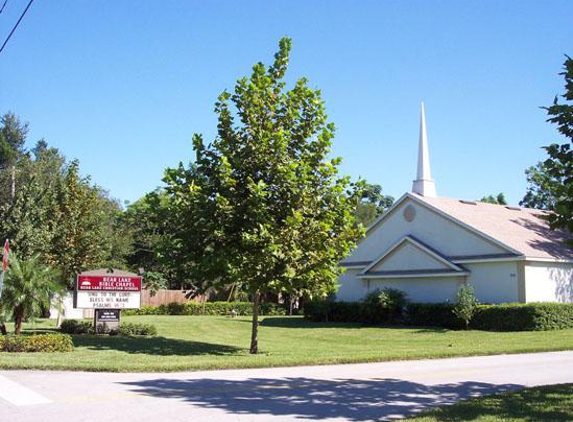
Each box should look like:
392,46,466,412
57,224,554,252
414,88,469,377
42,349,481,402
412,102,437,197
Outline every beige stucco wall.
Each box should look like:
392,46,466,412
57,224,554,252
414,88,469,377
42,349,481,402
347,199,508,264
370,242,447,272
336,262,520,304
464,261,519,304
337,270,462,303
524,261,573,303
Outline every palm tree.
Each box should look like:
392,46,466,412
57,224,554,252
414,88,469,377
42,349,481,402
0,253,64,334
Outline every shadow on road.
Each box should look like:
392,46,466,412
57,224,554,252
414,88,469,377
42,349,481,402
120,376,524,420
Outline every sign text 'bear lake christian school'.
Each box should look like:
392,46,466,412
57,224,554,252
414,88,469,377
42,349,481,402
74,271,142,309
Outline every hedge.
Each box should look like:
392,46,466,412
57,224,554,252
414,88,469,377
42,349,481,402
0,333,74,352
406,303,465,329
122,301,286,316
61,319,158,336
304,300,573,331
472,303,573,331
304,301,364,323
118,322,157,336
60,319,93,334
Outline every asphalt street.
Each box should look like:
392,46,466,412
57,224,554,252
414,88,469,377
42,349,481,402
2,351,573,422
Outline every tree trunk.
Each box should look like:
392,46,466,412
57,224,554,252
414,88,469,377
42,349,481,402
249,290,261,354
14,311,23,335
0,323,6,335
10,165,15,203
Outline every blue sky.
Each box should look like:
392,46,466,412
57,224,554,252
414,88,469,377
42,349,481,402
1,1,572,205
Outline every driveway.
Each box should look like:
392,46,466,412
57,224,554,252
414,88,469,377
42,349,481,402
2,351,573,421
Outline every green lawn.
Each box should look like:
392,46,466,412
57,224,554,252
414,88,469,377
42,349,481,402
406,384,573,421
1,315,573,372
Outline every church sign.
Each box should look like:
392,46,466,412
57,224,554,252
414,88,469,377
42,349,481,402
74,272,142,310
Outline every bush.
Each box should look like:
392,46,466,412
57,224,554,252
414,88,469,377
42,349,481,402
123,301,286,316
362,288,409,323
60,319,94,334
405,303,465,329
472,303,573,331
0,333,74,352
119,322,157,336
305,289,408,324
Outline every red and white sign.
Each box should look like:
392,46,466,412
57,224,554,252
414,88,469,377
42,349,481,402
74,273,142,309
77,275,141,292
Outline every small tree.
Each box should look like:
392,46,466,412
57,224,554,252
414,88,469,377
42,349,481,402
0,253,63,334
453,282,478,329
163,38,363,353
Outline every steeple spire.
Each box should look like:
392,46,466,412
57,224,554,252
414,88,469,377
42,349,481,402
412,102,437,197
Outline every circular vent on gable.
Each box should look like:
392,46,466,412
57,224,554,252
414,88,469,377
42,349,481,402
403,205,416,222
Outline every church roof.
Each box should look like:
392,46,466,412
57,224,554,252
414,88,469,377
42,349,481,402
415,194,572,261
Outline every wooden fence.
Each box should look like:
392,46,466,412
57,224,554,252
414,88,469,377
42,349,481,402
141,289,207,306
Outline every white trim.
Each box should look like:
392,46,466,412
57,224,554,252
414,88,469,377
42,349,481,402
453,256,525,264
359,235,466,276
524,257,573,264
357,272,469,279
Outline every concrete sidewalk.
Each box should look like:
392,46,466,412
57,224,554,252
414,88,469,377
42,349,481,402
2,351,573,421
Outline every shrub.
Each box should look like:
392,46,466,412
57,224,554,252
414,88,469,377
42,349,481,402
304,300,363,322
0,333,73,352
60,319,94,334
303,300,332,322
453,283,479,329
406,303,465,329
472,303,573,331
362,288,409,323
123,301,286,316
119,322,157,336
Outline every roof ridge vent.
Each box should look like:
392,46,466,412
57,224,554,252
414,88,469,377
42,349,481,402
505,206,521,211
459,200,477,205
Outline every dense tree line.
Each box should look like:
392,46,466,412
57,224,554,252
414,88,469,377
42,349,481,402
0,113,132,282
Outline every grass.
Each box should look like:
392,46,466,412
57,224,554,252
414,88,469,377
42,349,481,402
406,383,573,421
0,315,572,372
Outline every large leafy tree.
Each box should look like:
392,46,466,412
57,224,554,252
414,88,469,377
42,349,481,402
521,56,572,239
164,38,363,353
121,191,174,284
0,112,27,169
355,182,394,227
48,161,107,285
479,193,507,205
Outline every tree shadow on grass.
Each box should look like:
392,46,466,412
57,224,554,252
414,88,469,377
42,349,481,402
120,376,537,421
259,317,363,329
259,318,453,334
73,335,243,357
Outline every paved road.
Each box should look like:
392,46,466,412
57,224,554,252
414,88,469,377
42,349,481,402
2,351,573,422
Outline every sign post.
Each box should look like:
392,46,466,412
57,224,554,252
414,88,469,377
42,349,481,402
73,269,142,334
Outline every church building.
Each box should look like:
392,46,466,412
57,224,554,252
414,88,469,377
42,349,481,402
337,105,573,304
